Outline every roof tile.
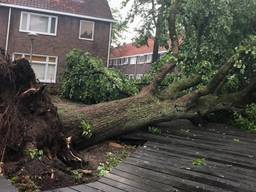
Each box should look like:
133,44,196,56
0,0,113,20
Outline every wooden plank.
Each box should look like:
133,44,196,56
99,177,147,192
87,182,125,192
0,177,17,192
124,157,250,192
45,187,77,192
133,147,256,187
156,121,256,140
130,151,256,192
162,129,256,151
111,169,179,192
116,163,226,192
140,142,256,175
140,138,256,170
104,173,168,192
137,132,256,156
143,142,256,173
70,184,103,192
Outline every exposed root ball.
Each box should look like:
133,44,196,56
0,50,83,172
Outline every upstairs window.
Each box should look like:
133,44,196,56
20,12,58,36
79,20,95,40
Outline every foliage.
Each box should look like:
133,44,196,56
71,170,83,182
125,0,256,89
222,36,256,93
80,120,93,138
61,50,138,104
11,175,39,192
233,103,256,133
178,0,256,83
97,147,132,176
148,126,161,135
25,149,43,160
192,158,207,167
140,53,177,88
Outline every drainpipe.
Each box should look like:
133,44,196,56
107,23,112,68
5,7,12,55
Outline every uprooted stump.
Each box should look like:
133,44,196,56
0,51,86,190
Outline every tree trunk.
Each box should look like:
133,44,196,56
59,58,256,149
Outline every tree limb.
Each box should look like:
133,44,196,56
160,75,202,99
140,63,176,96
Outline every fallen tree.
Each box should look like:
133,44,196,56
59,51,256,149
1,38,256,163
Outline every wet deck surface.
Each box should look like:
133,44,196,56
0,176,18,192
47,121,256,192
10,121,256,192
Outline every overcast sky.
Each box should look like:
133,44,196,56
108,0,141,44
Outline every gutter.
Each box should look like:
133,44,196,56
107,23,112,68
0,3,115,23
5,7,11,55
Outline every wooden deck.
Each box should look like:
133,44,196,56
0,176,18,192
46,120,256,192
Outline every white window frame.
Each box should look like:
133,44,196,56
13,52,58,83
129,74,134,80
19,11,58,36
136,74,144,80
79,20,95,41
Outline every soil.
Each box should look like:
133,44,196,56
4,140,136,191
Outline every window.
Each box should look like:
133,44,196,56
20,12,58,36
129,74,134,80
120,57,129,65
146,54,152,63
138,55,147,64
130,57,137,64
79,20,95,40
136,74,144,80
13,53,58,83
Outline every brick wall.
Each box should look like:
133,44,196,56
0,7,9,50
4,8,111,82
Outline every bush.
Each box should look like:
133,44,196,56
233,103,256,133
61,50,138,104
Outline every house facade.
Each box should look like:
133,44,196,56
109,39,168,80
0,0,113,84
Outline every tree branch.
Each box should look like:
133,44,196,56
140,63,176,96
160,75,202,99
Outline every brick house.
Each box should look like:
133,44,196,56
109,39,168,80
0,0,113,84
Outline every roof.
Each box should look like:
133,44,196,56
0,0,113,22
110,39,169,58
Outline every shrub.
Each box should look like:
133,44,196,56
233,103,256,133
61,50,138,104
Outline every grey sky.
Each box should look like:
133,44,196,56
108,0,141,44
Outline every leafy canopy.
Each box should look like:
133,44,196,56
61,50,138,104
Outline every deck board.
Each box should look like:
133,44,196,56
42,121,256,192
0,176,18,192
